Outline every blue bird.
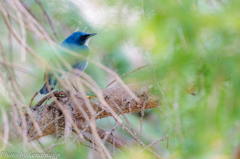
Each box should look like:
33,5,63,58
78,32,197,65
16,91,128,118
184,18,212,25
39,31,97,94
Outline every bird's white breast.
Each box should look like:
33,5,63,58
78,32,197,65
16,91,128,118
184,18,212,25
84,38,90,46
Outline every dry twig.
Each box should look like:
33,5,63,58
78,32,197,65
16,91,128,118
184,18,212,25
105,65,149,89
35,0,59,40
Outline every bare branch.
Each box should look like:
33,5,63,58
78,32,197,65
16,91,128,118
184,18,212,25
105,65,149,89
0,107,9,151
35,0,59,40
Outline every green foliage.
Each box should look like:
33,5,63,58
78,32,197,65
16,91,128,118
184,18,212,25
1,0,240,158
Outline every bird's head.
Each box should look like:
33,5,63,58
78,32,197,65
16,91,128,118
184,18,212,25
64,31,97,46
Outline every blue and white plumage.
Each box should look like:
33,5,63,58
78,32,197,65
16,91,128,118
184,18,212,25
39,31,96,94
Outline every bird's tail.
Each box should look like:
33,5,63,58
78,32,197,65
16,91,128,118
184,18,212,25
39,78,58,94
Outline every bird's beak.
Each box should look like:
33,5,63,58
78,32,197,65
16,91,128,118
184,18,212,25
89,33,97,37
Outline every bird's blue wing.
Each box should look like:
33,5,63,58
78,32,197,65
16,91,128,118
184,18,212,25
40,42,89,94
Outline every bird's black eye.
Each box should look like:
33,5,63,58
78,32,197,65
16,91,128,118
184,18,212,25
80,35,84,40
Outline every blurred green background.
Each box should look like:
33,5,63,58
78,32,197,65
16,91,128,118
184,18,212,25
1,0,240,158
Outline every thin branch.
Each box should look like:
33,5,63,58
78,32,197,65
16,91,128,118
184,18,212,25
0,107,9,151
29,91,39,107
33,91,68,109
46,137,60,153
36,139,45,149
75,121,128,153
10,0,27,62
104,65,149,89
35,0,59,40
0,60,30,74
139,134,169,153
140,99,146,141
120,123,162,159
44,139,65,151
157,106,170,148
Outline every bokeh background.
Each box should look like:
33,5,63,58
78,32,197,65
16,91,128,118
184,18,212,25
0,0,240,158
